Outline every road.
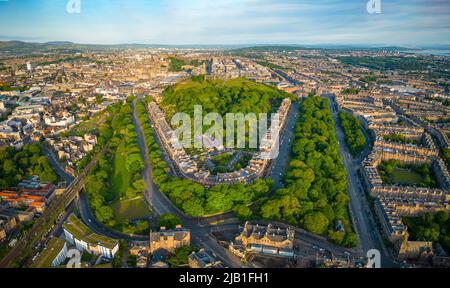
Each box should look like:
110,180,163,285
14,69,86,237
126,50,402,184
43,138,149,241
250,220,355,257
41,145,73,183
77,192,148,241
26,101,246,268
325,94,396,267
133,96,369,267
15,95,369,268
267,101,299,191
132,98,246,268
0,145,107,267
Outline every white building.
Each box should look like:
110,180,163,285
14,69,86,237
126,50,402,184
26,62,34,71
51,241,68,267
31,237,68,268
63,214,119,259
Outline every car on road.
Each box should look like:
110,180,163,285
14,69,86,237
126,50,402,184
32,255,39,263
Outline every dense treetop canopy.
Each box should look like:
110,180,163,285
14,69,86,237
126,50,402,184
160,77,292,120
0,143,58,189
259,96,357,247
338,111,367,156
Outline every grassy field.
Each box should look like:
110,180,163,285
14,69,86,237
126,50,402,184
64,111,106,137
391,168,423,185
109,197,152,222
112,142,132,200
378,160,438,188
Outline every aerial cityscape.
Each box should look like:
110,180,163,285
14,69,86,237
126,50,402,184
0,0,450,273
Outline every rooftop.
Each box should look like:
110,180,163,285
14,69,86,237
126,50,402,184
63,214,118,249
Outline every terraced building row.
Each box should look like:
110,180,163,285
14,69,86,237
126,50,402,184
336,94,450,252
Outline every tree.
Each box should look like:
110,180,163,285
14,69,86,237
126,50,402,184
434,211,449,225
136,220,149,233
157,214,182,229
126,153,144,174
2,159,16,175
342,232,358,248
113,253,122,268
127,255,137,267
303,211,329,235
205,188,233,214
417,226,440,242
261,199,281,220
338,111,366,155
168,246,195,267
320,205,335,222
133,179,146,192
182,198,205,217
328,230,345,246
95,206,115,226
135,98,275,218
0,143,59,188
422,212,434,225
259,96,351,246
234,205,253,220
440,235,450,252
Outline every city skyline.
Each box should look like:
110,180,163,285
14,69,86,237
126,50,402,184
0,0,449,46
1,0,450,272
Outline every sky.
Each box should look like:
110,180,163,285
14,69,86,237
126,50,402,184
0,0,449,46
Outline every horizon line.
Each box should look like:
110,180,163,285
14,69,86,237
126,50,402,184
2,39,450,49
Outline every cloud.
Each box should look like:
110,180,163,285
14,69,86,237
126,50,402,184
0,0,449,45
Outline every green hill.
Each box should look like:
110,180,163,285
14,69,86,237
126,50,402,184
160,77,291,120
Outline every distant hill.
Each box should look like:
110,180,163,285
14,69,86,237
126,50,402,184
232,44,415,52
0,40,244,54
44,41,75,46
0,40,447,55
0,40,82,54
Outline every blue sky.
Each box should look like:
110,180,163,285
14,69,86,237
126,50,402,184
0,0,449,45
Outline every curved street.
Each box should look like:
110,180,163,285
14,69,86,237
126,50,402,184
39,96,375,268
42,145,149,241
132,98,246,267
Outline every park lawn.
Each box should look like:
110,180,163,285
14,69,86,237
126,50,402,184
112,141,133,200
391,168,423,185
109,197,152,222
66,111,106,137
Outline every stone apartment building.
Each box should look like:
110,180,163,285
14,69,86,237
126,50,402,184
188,249,224,268
0,226,6,241
0,214,17,241
149,225,191,254
235,222,295,250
